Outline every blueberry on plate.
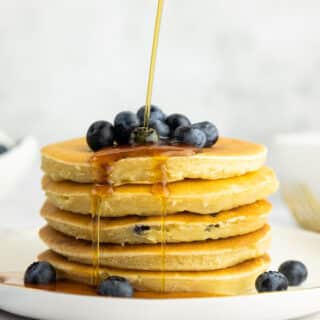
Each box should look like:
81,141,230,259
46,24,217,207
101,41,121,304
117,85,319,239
0,145,8,155
166,114,191,137
114,111,140,145
255,271,288,293
148,119,170,139
192,121,219,147
174,126,207,148
24,261,56,285
97,276,134,297
278,260,308,286
137,105,166,123
86,121,115,151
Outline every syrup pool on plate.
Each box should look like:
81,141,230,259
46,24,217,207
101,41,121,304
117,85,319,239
0,273,220,299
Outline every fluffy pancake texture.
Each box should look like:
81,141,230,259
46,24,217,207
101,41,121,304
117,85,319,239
38,135,277,294
42,167,278,217
39,250,270,294
39,225,271,271
41,137,267,185
41,200,271,244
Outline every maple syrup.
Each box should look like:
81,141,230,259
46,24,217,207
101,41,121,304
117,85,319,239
89,144,201,286
0,0,227,300
0,273,220,299
89,142,205,289
143,0,164,128
90,184,113,285
151,159,169,291
90,144,202,183
89,0,171,292
143,0,167,291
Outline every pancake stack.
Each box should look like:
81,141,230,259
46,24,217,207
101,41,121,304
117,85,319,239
38,137,278,296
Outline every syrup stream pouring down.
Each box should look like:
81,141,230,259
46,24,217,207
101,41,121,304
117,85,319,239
0,1,220,298
143,0,166,293
144,0,164,128
90,0,167,291
142,0,167,292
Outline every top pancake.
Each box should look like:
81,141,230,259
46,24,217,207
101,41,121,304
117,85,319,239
41,137,267,185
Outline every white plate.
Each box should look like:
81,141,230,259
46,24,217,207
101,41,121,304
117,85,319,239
0,226,320,320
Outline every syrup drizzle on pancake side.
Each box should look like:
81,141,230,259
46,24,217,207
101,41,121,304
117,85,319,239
89,0,199,292
90,146,201,291
151,159,169,291
89,0,164,289
89,145,204,287
90,183,113,285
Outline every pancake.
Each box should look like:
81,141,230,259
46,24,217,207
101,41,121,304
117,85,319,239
39,225,271,271
42,167,278,217
41,200,271,244
39,250,270,294
41,137,267,185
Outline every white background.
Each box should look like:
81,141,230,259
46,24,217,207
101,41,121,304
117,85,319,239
0,3,319,319
0,0,320,145
0,0,319,229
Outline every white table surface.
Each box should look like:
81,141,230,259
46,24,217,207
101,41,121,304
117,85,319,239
0,161,318,320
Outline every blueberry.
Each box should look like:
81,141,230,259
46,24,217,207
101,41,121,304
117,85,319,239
166,114,191,136
174,126,207,148
149,120,170,139
114,111,140,145
255,271,288,293
0,145,8,155
133,225,151,235
137,105,166,123
278,260,308,286
129,127,159,145
24,261,56,285
86,121,115,151
205,224,214,232
192,122,219,147
97,276,134,297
